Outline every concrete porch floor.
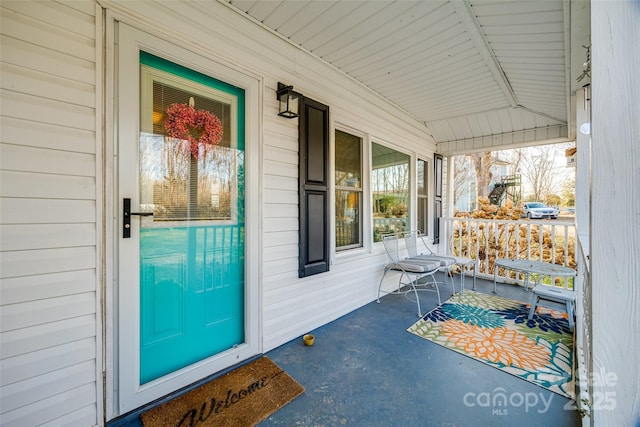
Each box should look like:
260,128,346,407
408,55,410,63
108,273,581,427
259,274,581,427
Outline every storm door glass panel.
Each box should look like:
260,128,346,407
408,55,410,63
417,159,428,236
335,130,362,250
372,143,409,242
138,54,245,384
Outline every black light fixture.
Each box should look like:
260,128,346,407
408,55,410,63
277,82,300,118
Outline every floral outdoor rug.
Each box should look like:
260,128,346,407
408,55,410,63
407,290,574,399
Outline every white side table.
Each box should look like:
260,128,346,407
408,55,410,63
452,256,477,293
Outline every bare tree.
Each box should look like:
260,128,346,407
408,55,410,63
469,151,493,199
504,148,525,177
522,145,558,202
498,148,526,206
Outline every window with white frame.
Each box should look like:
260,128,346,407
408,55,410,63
372,142,409,242
335,130,363,250
417,158,428,236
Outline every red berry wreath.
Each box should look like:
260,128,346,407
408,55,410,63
164,103,223,158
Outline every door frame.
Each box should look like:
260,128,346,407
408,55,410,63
107,21,262,417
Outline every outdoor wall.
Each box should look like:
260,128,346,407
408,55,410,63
102,0,438,353
1,0,440,424
0,1,102,426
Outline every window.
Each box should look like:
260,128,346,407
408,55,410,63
335,130,363,250
417,158,428,235
139,65,237,223
433,153,443,244
372,142,409,242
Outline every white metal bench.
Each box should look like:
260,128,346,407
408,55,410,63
377,233,442,317
528,285,576,331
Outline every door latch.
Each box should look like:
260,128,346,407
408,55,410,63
123,198,153,238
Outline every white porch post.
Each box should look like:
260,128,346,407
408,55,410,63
591,1,640,425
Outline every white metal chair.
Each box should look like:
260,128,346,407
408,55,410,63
406,230,478,293
404,230,457,294
377,233,441,317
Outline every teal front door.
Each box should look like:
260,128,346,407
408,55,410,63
134,53,246,385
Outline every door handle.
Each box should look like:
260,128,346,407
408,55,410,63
123,198,153,238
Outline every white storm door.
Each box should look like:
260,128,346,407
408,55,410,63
115,23,260,414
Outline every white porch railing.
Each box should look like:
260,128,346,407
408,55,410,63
575,236,592,420
442,217,577,289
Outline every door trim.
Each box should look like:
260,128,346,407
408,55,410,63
112,22,261,416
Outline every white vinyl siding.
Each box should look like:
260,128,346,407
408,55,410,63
0,1,99,426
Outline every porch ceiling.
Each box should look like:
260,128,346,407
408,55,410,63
224,0,588,155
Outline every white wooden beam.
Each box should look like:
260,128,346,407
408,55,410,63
449,0,517,108
436,124,570,156
518,105,566,124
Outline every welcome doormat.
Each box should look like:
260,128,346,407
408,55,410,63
407,291,574,398
141,357,304,427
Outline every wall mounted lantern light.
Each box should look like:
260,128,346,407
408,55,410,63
277,82,301,118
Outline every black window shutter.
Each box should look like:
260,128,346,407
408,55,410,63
299,97,330,277
433,154,443,244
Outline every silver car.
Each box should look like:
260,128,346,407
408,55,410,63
523,202,559,219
